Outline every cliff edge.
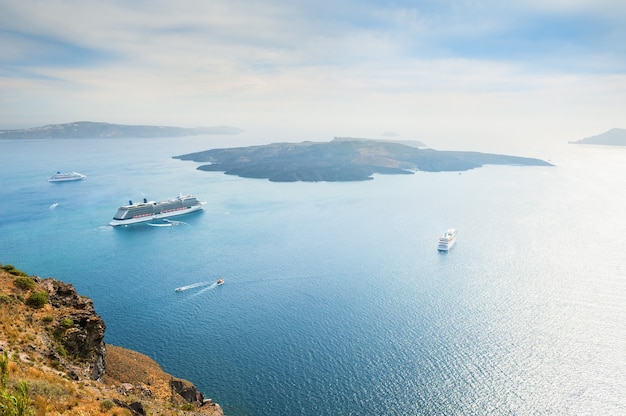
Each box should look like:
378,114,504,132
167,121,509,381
0,263,223,416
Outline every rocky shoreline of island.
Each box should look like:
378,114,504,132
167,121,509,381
174,137,553,182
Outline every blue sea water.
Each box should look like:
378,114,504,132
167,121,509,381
1,137,625,415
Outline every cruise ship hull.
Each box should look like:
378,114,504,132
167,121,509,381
49,177,84,182
49,172,86,182
437,241,456,251
109,195,205,226
437,228,457,251
109,204,204,226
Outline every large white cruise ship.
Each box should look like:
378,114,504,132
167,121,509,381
109,194,205,226
437,228,457,251
49,171,86,182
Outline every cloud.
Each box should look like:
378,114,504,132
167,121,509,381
0,0,625,147
4,1,623,72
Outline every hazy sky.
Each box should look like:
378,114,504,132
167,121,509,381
1,0,625,149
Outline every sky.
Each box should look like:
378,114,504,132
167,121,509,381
1,0,625,151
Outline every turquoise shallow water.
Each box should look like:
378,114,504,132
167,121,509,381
1,137,625,415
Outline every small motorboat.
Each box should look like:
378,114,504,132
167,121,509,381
174,287,183,292
216,278,224,285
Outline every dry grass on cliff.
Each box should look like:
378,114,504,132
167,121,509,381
1,268,126,415
104,344,203,406
0,265,222,416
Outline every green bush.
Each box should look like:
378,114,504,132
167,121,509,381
100,398,116,411
0,353,33,415
25,291,48,309
42,316,54,324
60,318,74,328
3,381,34,416
1,264,28,277
55,344,69,359
0,351,8,389
14,276,35,291
0,294,18,305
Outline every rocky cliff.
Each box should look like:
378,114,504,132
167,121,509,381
38,277,107,381
0,264,223,416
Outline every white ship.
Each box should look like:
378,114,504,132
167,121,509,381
437,228,457,251
109,194,205,226
49,171,86,182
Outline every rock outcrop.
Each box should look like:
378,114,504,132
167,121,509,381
171,378,206,403
37,277,106,380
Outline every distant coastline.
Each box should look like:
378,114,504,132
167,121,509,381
0,121,243,139
569,128,626,146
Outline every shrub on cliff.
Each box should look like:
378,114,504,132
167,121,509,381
14,276,35,291
0,351,7,389
0,294,19,305
0,381,34,416
60,317,74,328
26,291,48,309
0,352,34,416
0,264,28,277
99,399,115,411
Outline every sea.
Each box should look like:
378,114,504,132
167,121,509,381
1,136,625,416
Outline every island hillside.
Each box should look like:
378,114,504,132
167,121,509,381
569,128,626,146
174,137,552,182
0,263,223,416
0,121,242,139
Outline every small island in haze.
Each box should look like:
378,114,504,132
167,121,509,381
0,121,243,139
569,128,626,146
174,137,552,182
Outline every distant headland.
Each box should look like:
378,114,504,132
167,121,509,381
569,128,626,146
174,137,553,182
0,121,243,139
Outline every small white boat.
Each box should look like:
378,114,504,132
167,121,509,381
438,228,457,251
216,278,224,285
49,171,86,182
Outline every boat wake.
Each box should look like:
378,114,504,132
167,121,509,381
174,281,213,292
49,202,59,209
148,219,187,227
189,282,219,298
